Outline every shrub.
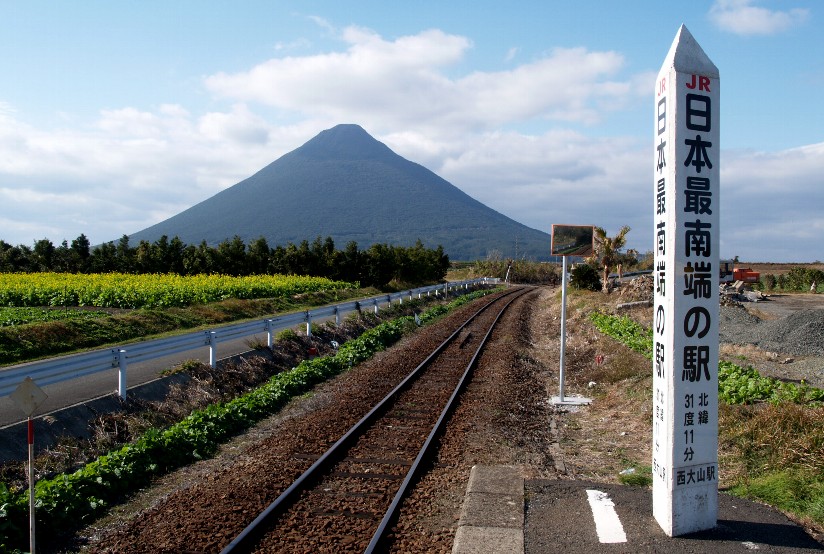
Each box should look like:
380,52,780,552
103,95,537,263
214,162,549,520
276,328,298,342
570,264,601,291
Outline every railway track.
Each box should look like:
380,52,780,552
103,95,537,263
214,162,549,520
220,286,530,553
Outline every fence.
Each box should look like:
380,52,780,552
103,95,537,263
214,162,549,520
0,279,498,399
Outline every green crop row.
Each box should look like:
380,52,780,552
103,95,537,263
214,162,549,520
0,307,110,327
588,312,653,357
0,287,496,552
588,312,824,405
0,272,356,309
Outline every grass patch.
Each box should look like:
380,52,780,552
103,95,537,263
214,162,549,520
720,403,824,479
730,472,824,528
618,465,653,487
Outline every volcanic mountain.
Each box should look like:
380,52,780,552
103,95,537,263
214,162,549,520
127,124,552,261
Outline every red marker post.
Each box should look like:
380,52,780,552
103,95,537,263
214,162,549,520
10,377,48,553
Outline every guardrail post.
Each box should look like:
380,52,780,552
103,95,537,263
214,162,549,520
373,299,379,314
208,331,218,368
444,283,449,297
334,307,340,326
305,311,312,337
116,349,128,400
266,319,274,348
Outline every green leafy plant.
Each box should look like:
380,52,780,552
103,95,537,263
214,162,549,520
0,307,110,327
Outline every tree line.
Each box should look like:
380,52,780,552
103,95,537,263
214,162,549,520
762,266,824,292
0,234,450,288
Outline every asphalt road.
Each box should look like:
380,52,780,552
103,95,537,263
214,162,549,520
746,292,824,319
525,480,823,552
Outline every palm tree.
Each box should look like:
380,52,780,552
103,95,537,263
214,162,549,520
591,225,631,293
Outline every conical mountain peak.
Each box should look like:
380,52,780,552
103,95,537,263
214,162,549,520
127,124,551,260
292,124,396,162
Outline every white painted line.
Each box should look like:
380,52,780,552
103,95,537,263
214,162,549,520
586,489,628,544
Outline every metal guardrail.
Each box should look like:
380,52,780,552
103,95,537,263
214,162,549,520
0,278,498,398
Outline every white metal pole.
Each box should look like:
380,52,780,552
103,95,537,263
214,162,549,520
559,256,568,402
209,331,217,368
117,349,127,400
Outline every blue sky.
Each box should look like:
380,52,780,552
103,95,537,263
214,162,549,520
1,0,821,262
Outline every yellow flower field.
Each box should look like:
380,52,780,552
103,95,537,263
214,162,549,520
0,273,356,309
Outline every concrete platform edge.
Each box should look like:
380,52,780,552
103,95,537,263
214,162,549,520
452,464,525,554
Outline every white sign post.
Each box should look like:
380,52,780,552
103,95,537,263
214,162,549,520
550,224,593,406
652,25,719,536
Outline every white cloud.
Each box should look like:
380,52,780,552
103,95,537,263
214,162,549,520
274,38,312,52
719,142,824,261
0,105,317,246
429,130,651,252
709,0,809,36
204,27,636,135
397,130,824,263
2,89,822,262
198,104,271,144
307,15,336,35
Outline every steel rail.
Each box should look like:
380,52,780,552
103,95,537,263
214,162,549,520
365,287,530,553
220,287,526,554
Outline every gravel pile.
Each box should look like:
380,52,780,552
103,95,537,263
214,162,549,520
617,274,653,302
720,305,824,356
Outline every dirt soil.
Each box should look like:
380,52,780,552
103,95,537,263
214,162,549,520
741,262,824,278
743,292,824,319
